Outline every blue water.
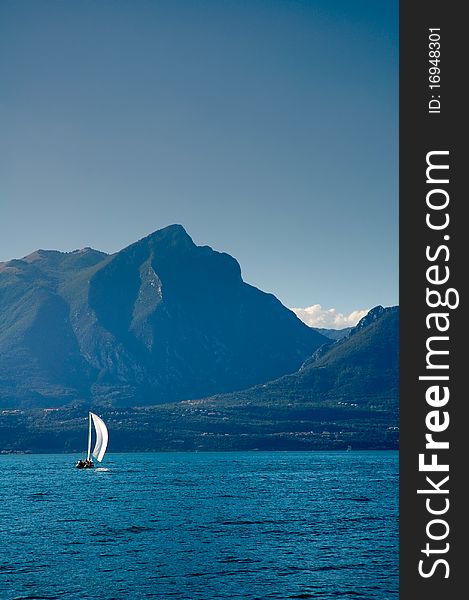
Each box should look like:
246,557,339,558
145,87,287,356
0,452,398,600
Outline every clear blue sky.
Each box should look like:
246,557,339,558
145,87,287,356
0,0,398,313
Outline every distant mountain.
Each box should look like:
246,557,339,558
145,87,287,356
0,225,326,408
197,305,399,410
131,305,399,449
311,326,352,340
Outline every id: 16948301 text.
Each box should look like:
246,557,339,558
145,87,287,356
428,28,441,114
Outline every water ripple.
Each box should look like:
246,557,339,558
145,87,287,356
0,451,398,600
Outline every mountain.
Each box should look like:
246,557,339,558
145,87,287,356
0,306,398,451
311,326,352,340
182,305,398,408
129,305,399,450
0,225,327,408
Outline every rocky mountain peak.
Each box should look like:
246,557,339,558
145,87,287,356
352,305,397,335
0,225,327,408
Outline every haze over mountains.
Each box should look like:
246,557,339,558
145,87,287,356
0,225,326,409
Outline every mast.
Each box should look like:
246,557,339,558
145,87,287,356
87,412,92,460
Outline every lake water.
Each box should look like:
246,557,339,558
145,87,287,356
0,451,398,600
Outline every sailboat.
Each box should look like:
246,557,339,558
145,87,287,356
76,412,109,469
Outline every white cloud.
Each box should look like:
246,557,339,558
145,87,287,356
291,304,369,329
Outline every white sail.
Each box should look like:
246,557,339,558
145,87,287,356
87,412,92,461
90,412,108,463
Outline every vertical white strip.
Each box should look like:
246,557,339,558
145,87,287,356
87,412,92,460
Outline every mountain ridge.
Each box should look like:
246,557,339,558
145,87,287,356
0,225,326,408
0,305,399,451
